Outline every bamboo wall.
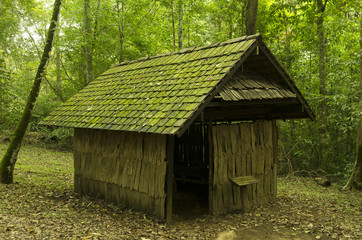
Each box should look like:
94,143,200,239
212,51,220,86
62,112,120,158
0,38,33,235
73,128,167,219
210,120,277,214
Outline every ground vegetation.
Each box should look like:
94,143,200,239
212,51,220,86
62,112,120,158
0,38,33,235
0,0,360,185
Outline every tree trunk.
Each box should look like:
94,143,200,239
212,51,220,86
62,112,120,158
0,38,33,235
343,14,362,190
84,0,93,85
171,0,176,51
245,0,258,35
316,0,328,170
178,0,183,50
55,36,62,95
240,0,247,36
0,0,62,184
92,0,101,54
116,0,125,63
283,0,291,71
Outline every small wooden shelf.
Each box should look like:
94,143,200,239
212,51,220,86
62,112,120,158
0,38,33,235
230,176,258,187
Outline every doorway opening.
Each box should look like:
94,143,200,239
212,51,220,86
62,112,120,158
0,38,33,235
173,122,210,217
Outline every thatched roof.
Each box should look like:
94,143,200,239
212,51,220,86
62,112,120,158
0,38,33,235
41,34,314,136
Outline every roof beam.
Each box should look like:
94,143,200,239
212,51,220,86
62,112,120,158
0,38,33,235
256,42,315,120
207,98,300,108
203,104,307,121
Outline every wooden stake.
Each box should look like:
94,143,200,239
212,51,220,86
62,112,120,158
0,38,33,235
165,135,175,223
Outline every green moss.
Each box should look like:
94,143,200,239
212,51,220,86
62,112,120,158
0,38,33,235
41,36,260,135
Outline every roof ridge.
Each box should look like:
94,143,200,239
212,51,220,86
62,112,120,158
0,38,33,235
111,34,261,69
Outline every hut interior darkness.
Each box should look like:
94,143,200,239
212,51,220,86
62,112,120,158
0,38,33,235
41,34,314,222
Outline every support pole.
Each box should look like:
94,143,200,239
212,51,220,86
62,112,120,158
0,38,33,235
165,135,175,223
272,120,278,202
208,121,214,214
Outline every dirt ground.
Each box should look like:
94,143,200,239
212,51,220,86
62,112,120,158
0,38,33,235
171,188,361,240
0,186,346,240
0,141,361,239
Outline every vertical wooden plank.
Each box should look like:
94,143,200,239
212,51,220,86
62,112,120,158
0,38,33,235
212,125,218,214
227,125,235,210
148,162,156,197
271,120,278,202
241,123,250,211
259,122,265,205
154,134,163,199
230,124,241,210
213,125,220,214
208,121,214,214
133,133,143,191
263,121,272,204
221,125,231,212
241,123,248,177
249,123,256,206
165,135,175,223
211,125,218,214
246,124,253,206
139,134,149,194
235,124,243,176
213,125,223,214
221,125,229,213
259,122,266,205
158,135,167,201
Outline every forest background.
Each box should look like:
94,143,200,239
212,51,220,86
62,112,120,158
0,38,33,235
0,0,360,184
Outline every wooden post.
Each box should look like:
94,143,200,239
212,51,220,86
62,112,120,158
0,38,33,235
165,135,175,224
208,121,214,214
272,120,278,202
241,186,249,212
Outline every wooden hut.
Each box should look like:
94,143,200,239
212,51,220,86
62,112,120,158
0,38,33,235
41,34,314,222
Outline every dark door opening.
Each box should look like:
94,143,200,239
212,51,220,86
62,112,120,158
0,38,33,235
173,122,210,216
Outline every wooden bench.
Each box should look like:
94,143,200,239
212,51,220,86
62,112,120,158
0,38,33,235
229,176,258,186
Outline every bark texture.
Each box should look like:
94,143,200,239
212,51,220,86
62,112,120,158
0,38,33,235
0,0,62,184
316,0,328,170
171,0,176,51
116,0,125,63
246,0,258,35
343,15,362,190
177,0,183,50
84,0,93,85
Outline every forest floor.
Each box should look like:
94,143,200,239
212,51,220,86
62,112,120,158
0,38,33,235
0,138,361,240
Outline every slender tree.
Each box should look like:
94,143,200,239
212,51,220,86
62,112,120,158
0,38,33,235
178,0,183,50
116,0,125,63
316,0,328,170
84,0,93,85
0,53,11,125
55,26,62,97
171,0,176,51
0,0,62,184
246,0,258,35
344,14,362,190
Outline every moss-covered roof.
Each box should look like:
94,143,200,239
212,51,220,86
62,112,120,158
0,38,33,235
41,34,313,135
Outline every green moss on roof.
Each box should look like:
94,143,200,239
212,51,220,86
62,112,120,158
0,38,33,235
41,35,259,135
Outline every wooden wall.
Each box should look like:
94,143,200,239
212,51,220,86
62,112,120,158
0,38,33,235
210,120,277,214
73,128,167,219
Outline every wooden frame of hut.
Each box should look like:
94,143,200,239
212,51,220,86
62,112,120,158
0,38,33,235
41,34,314,222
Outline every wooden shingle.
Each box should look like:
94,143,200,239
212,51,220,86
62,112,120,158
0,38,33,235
41,34,314,135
